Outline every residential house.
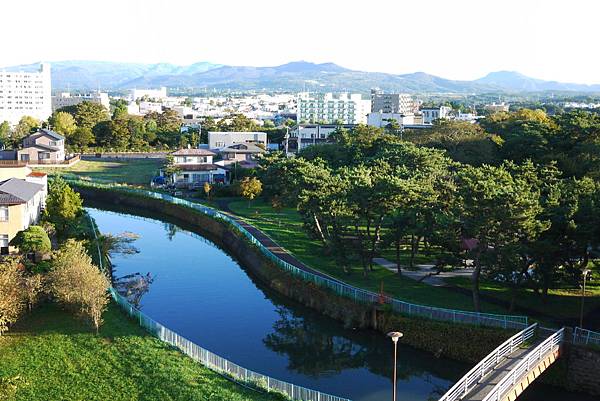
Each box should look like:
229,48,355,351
219,143,265,164
18,129,66,163
170,148,228,188
0,177,47,254
208,131,267,150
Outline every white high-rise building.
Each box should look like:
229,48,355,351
51,91,110,112
0,63,52,125
297,92,371,124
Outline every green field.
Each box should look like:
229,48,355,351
38,159,162,185
227,199,600,322
0,303,284,401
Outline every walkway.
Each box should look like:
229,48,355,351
372,257,474,286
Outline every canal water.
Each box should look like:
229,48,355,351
87,206,595,401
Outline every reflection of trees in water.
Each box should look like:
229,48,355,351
114,272,154,308
164,223,178,241
263,305,450,392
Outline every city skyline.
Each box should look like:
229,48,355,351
2,0,600,84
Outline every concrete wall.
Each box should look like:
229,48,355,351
564,343,600,396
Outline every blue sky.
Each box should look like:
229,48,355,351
2,0,599,84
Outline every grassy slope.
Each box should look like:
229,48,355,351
228,199,600,321
0,303,283,401
227,199,508,314
38,159,162,185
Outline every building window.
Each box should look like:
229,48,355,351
0,206,7,222
215,141,225,148
0,234,8,255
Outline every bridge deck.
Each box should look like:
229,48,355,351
463,340,542,401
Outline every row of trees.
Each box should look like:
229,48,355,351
259,115,600,312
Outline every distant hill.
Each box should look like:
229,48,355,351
3,60,600,93
475,71,600,92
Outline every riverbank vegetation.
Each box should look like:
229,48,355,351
254,110,600,319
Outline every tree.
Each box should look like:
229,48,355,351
10,225,51,256
70,127,95,149
162,154,181,181
203,182,212,200
0,121,10,147
23,274,43,312
74,101,109,130
44,178,83,235
50,111,77,138
455,162,547,312
240,177,262,206
49,240,109,333
0,259,25,335
12,116,40,147
111,99,129,119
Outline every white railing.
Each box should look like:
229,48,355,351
482,327,565,401
71,178,529,330
573,327,600,347
110,289,351,401
438,323,538,401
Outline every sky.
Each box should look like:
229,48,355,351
2,0,599,84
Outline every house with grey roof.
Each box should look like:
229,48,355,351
0,177,47,254
18,129,66,164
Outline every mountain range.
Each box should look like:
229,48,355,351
4,60,600,93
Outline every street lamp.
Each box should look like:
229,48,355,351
388,331,404,401
580,269,591,328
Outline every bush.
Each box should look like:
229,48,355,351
0,259,26,335
49,240,109,333
10,225,51,255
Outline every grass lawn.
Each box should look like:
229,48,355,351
446,277,600,321
0,303,284,401
37,159,162,185
227,199,508,314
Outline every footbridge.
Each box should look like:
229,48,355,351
439,324,565,401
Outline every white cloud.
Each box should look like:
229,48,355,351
1,0,599,84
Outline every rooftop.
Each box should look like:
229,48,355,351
172,148,216,156
0,178,44,205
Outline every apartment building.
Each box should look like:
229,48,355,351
370,89,414,114
297,92,371,124
0,63,52,124
51,91,110,112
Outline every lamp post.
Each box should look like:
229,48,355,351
580,268,591,328
388,331,403,401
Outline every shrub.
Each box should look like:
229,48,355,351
0,259,26,335
49,239,109,333
10,225,51,255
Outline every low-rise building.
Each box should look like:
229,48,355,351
484,102,510,113
170,148,227,188
288,124,356,152
51,91,110,112
219,143,265,163
18,129,65,163
0,176,47,254
421,106,452,124
208,131,267,150
131,87,168,101
367,112,415,128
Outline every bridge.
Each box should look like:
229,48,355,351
439,324,565,401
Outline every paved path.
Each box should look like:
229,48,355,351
372,257,474,287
